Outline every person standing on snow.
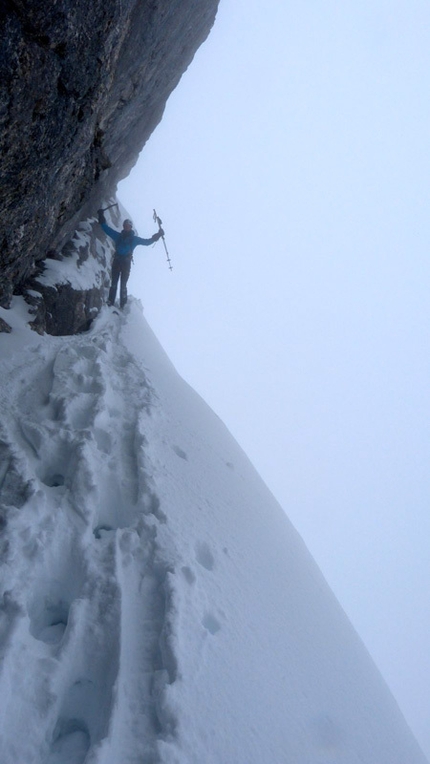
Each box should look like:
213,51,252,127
97,209,163,308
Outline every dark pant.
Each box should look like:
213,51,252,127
108,254,132,308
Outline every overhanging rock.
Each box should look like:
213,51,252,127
0,0,219,309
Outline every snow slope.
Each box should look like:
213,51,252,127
0,297,427,764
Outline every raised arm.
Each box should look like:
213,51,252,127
97,209,120,243
134,229,164,247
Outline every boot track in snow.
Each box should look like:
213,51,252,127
0,306,177,764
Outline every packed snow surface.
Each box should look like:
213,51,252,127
0,297,427,764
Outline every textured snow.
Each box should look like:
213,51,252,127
36,211,120,292
0,297,427,764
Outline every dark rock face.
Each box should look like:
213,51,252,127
0,0,219,310
28,282,104,336
0,317,12,334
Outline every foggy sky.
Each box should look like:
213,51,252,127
119,1,430,756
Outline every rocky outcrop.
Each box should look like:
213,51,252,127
23,206,122,335
0,0,219,310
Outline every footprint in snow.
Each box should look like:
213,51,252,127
181,566,196,585
195,541,215,571
28,588,70,644
43,473,65,488
47,718,90,764
172,445,188,461
93,427,112,455
93,524,115,539
202,613,221,635
27,573,85,645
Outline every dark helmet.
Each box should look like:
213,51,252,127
123,218,133,227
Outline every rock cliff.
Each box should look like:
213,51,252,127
0,0,219,323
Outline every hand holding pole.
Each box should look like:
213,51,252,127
153,209,172,271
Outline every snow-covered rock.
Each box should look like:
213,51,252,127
0,297,427,764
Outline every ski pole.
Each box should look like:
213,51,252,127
153,209,172,271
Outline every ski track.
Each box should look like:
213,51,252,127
0,309,179,764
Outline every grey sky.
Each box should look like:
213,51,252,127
119,0,430,756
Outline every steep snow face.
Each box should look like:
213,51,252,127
0,299,427,764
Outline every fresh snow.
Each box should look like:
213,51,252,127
0,295,427,764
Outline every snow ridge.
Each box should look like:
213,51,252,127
0,305,178,764
0,297,428,764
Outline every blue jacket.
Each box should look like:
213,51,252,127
101,223,155,257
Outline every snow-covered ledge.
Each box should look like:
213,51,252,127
23,204,124,336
